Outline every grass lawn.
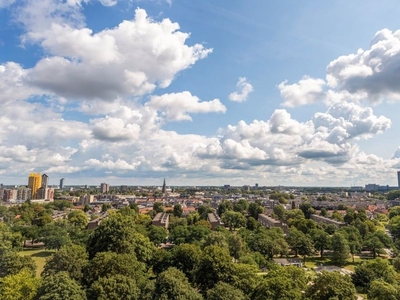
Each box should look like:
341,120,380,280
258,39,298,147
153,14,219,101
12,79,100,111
19,249,54,277
305,255,368,271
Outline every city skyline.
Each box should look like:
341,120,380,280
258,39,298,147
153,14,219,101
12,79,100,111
1,1,400,186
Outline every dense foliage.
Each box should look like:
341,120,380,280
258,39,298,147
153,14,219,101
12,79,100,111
0,199,399,299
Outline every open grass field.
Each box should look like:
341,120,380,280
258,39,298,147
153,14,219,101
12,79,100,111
19,249,54,277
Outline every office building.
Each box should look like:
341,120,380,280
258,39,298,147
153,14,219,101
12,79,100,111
28,173,42,200
60,178,65,189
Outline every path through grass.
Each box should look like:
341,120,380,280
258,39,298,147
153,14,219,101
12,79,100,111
19,249,54,277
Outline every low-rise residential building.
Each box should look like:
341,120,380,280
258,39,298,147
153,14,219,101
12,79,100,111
152,212,169,229
310,214,346,228
258,214,288,232
207,212,224,230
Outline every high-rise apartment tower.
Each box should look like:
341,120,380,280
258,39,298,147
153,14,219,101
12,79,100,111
28,173,42,200
398,171,400,188
42,174,49,189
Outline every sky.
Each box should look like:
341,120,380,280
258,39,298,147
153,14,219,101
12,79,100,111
1,0,400,187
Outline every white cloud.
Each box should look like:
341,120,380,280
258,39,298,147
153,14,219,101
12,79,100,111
228,77,254,102
326,28,400,102
98,0,117,6
19,8,212,101
91,116,141,141
278,76,326,107
313,102,391,141
146,91,226,121
0,62,40,104
393,147,400,159
0,0,15,9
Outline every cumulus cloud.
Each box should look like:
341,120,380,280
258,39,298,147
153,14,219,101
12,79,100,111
98,0,117,6
0,0,15,9
228,77,254,102
91,116,141,141
1,2,398,186
393,147,400,159
313,102,391,141
326,28,400,102
18,8,212,101
278,76,326,107
146,91,226,121
0,62,40,104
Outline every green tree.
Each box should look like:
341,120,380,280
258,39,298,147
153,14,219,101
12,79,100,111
153,202,164,213
86,214,155,262
388,215,400,240
153,267,203,300
217,200,233,217
228,234,245,262
246,217,259,230
392,256,400,272
309,228,330,257
248,202,264,219
320,207,328,217
367,280,400,300
186,212,201,225
68,210,88,229
389,206,400,219
285,228,314,262
251,233,286,260
363,232,388,258
306,271,356,300
88,275,140,300
387,190,400,200
344,208,357,224
39,225,71,250
101,203,111,213
41,244,88,282
148,225,167,246
252,265,306,300
194,245,233,292
233,199,249,214
34,272,87,300
36,213,53,227
352,258,397,292
338,226,362,262
169,225,190,245
83,204,91,213
0,269,40,300
24,226,39,246
202,232,228,249
170,243,202,282
51,200,73,211
221,211,245,231
230,263,259,294
173,204,183,218
273,204,286,221
0,251,36,278
253,276,302,300
84,252,146,288
206,282,246,300
330,232,350,266
331,210,344,222
299,202,315,219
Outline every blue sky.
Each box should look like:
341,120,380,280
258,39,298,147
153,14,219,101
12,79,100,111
1,0,400,187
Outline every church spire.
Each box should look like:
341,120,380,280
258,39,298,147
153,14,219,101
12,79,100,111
162,178,166,194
